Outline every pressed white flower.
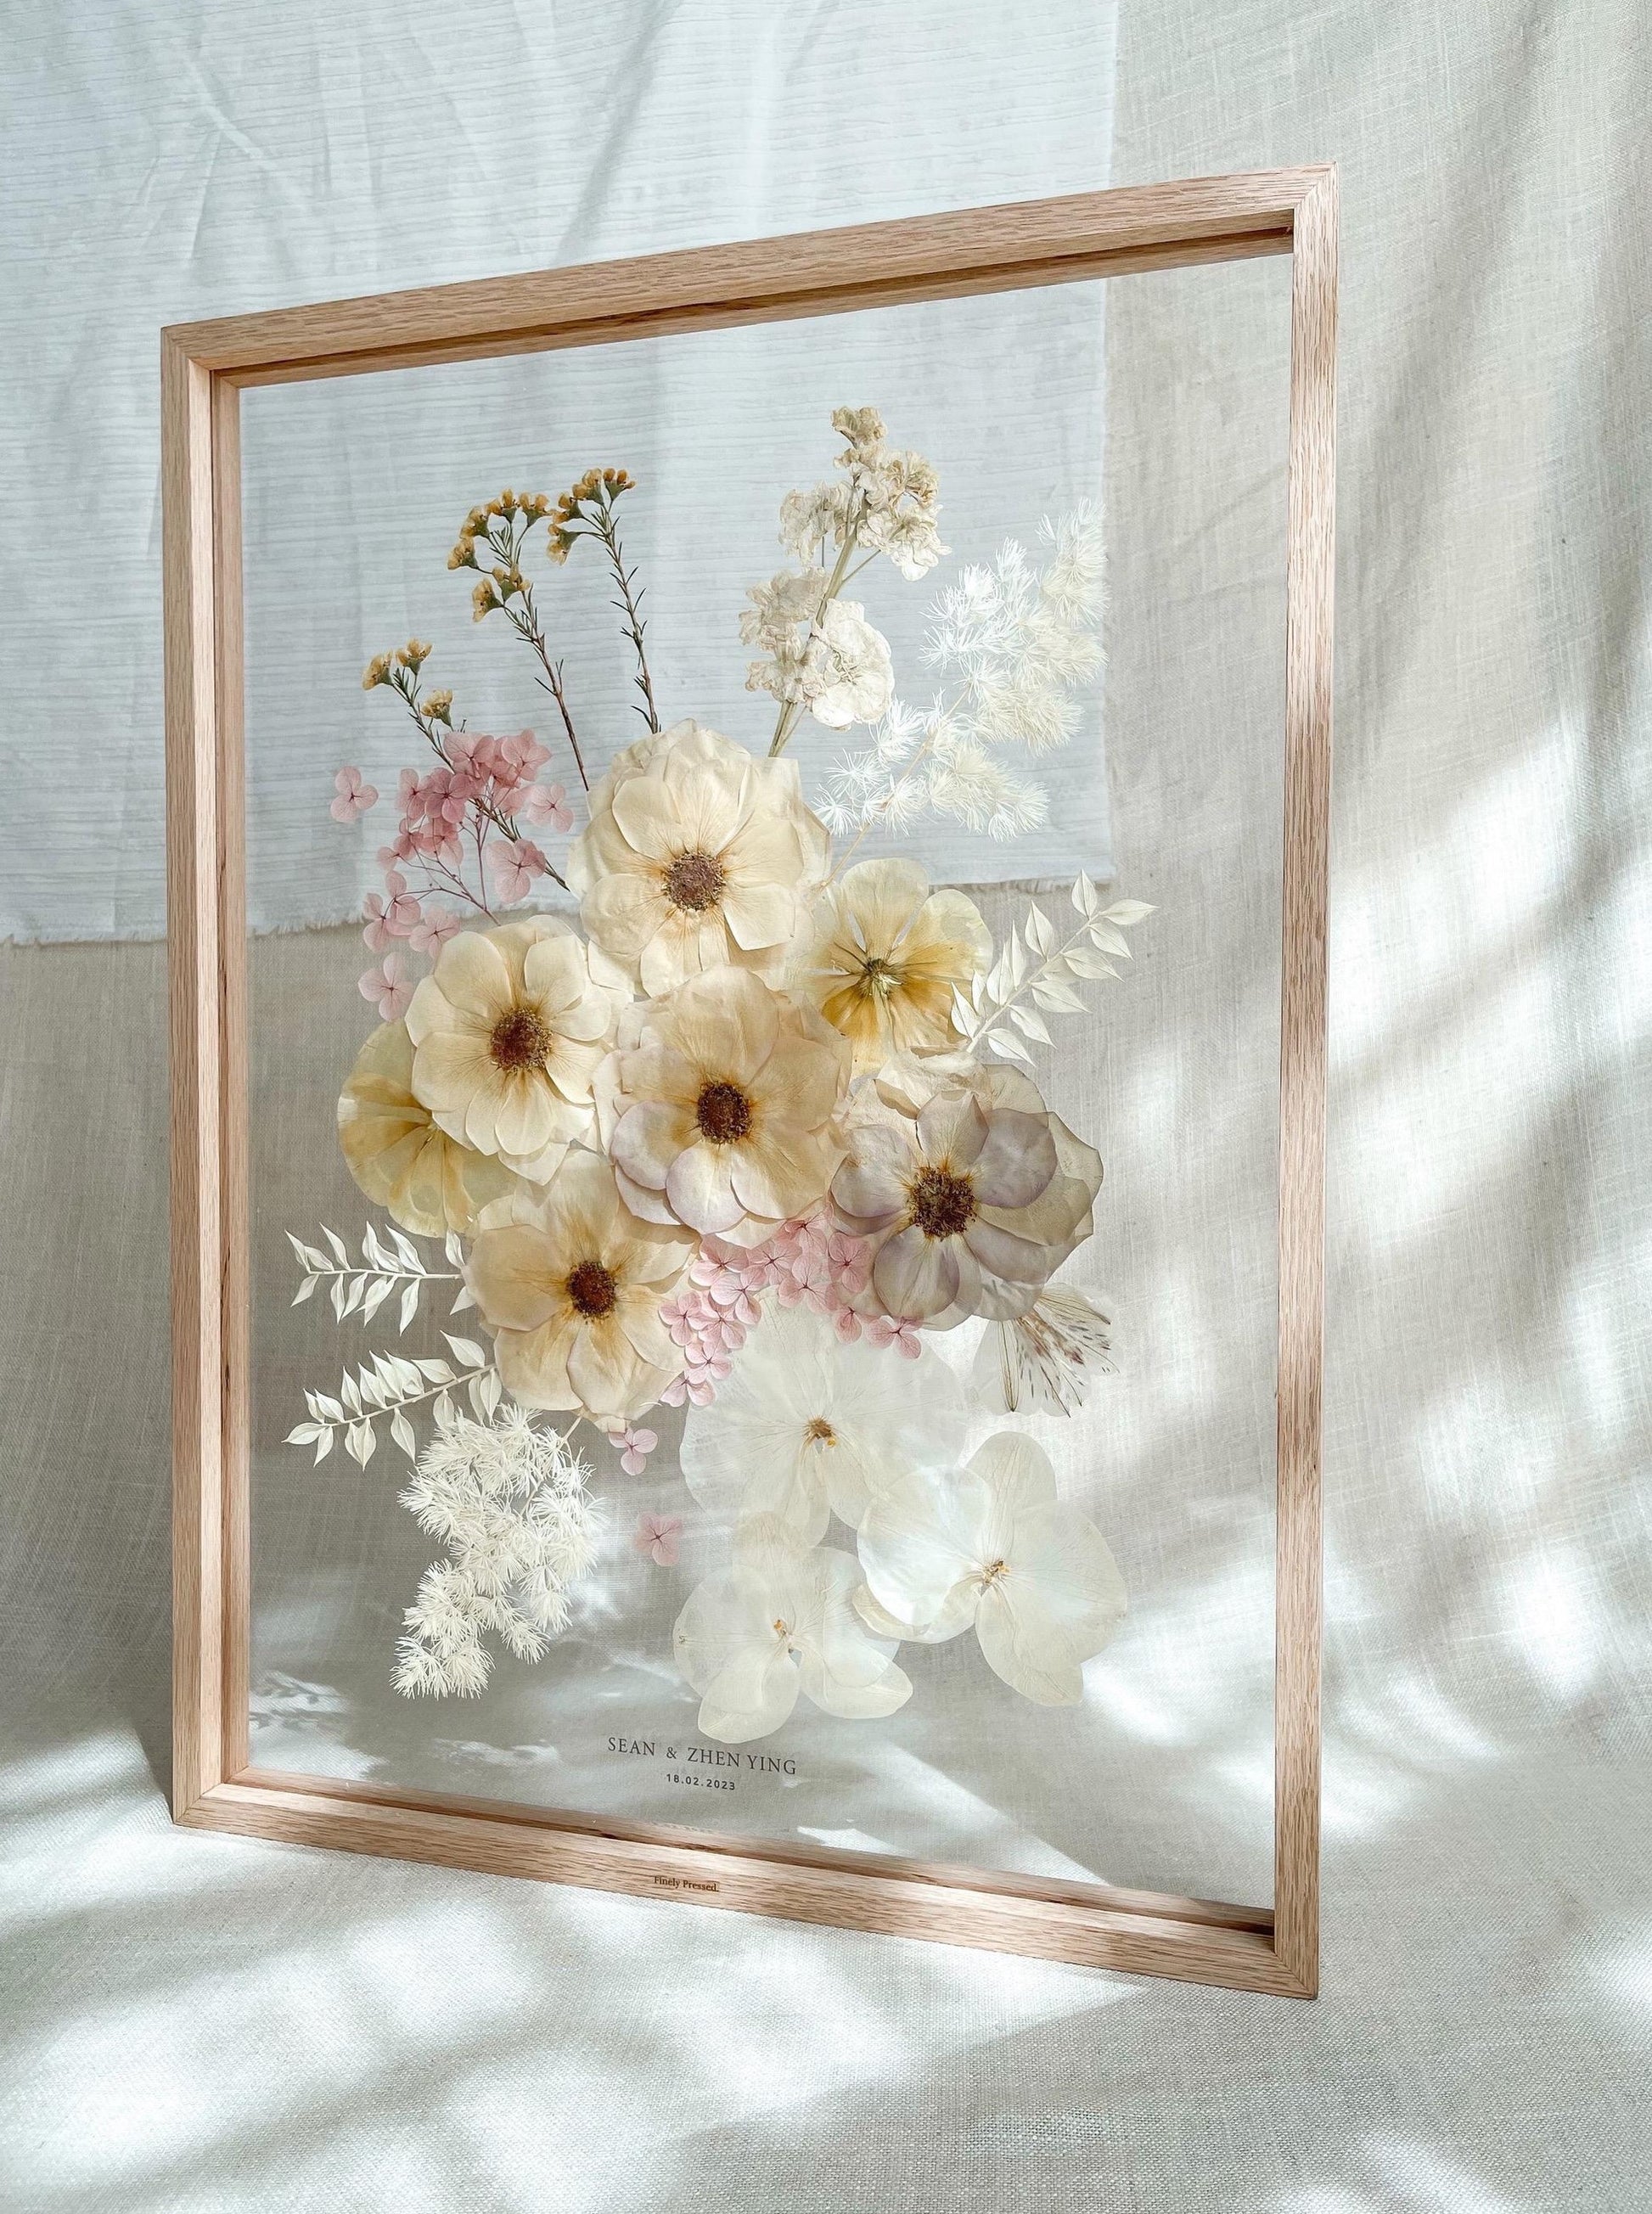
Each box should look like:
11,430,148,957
567,721,829,997
856,1431,1126,1703
673,1515,911,1745
679,1302,969,1541
405,916,627,1183
393,1408,598,1698
743,584,894,732
740,565,831,667
806,600,894,728
604,967,850,1248
466,1150,695,1427
337,1020,516,1237
830,1054,1102,1327
794,857,991,1072
778,481,853,561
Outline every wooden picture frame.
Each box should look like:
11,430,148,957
165,165,1335,1997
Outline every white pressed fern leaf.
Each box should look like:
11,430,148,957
392,1409,599,1699
284,1334,497,1467
286,1219,471,1330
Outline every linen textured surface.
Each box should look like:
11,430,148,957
4,3,1650,2211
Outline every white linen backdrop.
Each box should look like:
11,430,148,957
3,4,1650,2212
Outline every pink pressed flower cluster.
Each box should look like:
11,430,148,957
334,730,577,1020
658,1209,917,1408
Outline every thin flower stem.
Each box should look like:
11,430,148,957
482,512,591,792
303,1263,462,1286
391,667,570,896
592,493,660,732
511,591,592,792
309,1373,470,1440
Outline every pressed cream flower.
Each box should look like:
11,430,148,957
604,968,850,1248
568,721,829,996
405,916,628,1184
466,1150,694,1428
795,857,991,1073
857,1432,1126,1704
830,1055,1102,1327
673,1515,911,1745
679,1302,969,1541
337,1020,517,1239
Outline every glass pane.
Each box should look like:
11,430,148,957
242,258,1286,1906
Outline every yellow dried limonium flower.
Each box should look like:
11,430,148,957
794,857,992,1073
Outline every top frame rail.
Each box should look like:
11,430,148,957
163,168,1328,388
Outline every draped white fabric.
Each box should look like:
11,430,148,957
0,0,1120,942
4,4,1650,2211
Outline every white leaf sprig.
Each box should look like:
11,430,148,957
285,1221,471,1329
284,1335,500,1467
954,877,1152,1065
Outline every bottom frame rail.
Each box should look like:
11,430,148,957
177,1774,1313,1996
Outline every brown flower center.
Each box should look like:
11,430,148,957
664,849,727,913
696,1080,752,1144
489,1004,552,1072
854,953,902,1002
804,1417,837,1446
907,1164,976,1240
566,1259,618,1318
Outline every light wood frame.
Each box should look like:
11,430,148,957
165,165,1335,1998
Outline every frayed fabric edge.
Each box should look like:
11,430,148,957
0,874,1116,950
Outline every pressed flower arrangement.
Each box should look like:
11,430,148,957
286,407,1151,1743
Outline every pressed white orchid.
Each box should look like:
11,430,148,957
830,1054,1102,1327
857,1432,1127,1704
406,915,627,1183
673,1515,911,1745
603,966,850,1248
465,1150,695,1427
567,720,829,997
679,1302,969,1541
337,1020,516,1238
794,857,992,1073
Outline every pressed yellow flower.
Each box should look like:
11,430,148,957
362,652,393,689
336,1020,516,1238
396,638,432,672
568,721,829,997
472,579,498,620
603,966,850,1248
468,1150,694,1427
795,858,991,1072
421,688,454,722
406,916,628,1183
